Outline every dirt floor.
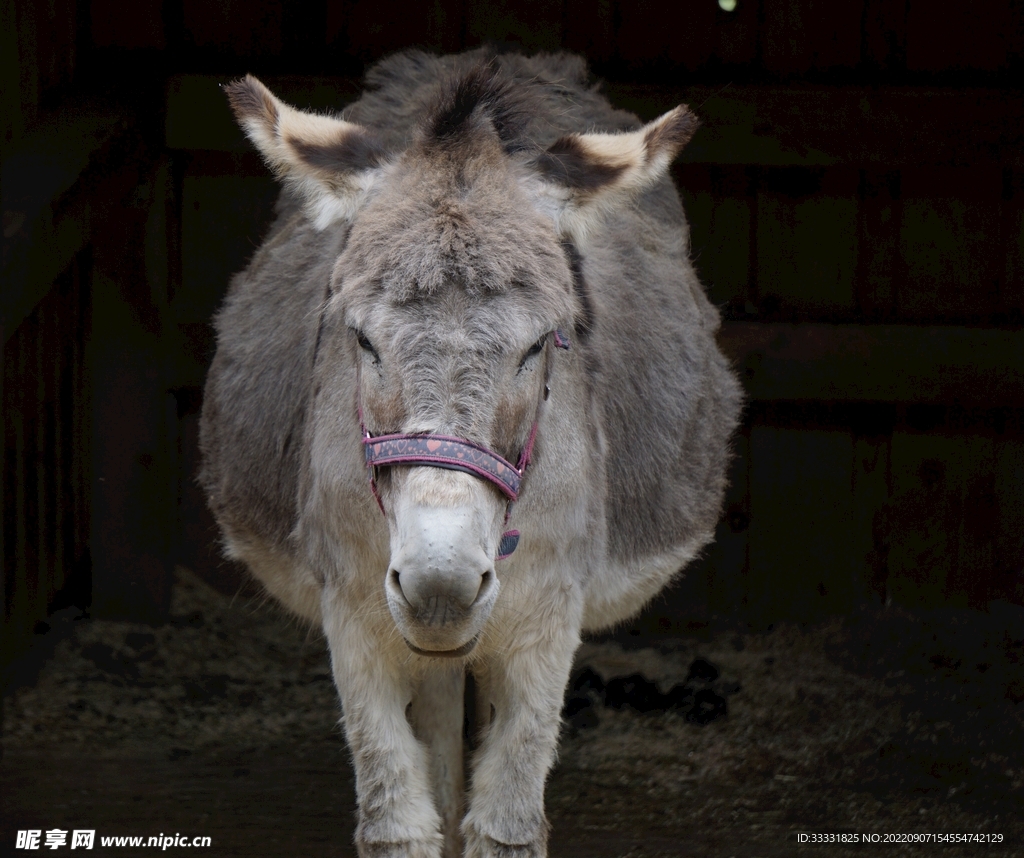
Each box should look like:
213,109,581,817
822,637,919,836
2,568,1023,857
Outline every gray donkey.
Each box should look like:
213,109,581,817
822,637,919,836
200,48,741,858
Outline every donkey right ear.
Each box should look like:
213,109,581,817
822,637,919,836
532,105,699,246
224,75,388,230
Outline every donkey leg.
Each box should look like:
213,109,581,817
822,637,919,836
322,583,443,858
462,622,580,858
409,666,465,858
470,664,494,747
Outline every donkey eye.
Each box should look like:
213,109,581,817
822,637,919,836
355,330,380,361
519,335,546,368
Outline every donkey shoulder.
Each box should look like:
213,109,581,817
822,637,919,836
199,213,347,548
582,181,742,562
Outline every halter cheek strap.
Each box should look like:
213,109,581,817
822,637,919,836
360,329,569,560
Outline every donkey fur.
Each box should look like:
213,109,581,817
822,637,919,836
200,48,742,858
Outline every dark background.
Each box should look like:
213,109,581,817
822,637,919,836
4,0,1024,672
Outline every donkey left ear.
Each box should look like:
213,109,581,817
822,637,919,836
224,75,389,230
533,105,699,244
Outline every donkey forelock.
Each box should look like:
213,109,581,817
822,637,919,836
333,62,581,321
425,61,534,155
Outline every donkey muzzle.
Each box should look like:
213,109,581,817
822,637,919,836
385,503,501,655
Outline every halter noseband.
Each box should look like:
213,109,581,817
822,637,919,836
360,329,570,560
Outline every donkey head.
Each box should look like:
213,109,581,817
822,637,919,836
225,65,697,656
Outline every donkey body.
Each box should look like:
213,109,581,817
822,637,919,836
200,49,741,858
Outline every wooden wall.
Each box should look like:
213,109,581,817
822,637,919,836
49,0,1024,83
4,1,1024,665
3,259,91,654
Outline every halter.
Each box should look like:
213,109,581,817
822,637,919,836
360,330,570,560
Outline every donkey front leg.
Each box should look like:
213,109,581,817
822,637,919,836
408,666,465,858
322,583,443,858
463,622,580,858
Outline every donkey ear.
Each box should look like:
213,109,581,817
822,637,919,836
534,106,699,244
223,75,388,230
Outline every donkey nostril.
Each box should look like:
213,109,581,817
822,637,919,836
387,553,495,616
388,567,410,605
473,569,496,606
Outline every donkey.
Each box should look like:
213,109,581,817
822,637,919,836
200,48,741,858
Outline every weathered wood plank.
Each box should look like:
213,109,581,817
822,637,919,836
994,438,1024,604
33,0,77,97
342,0,467,60
51,271,69,603
71,256,90,593
36,271,54,608
0,0,25,148
748,425,858,622
3,243,93,667
465,0,562,53
756,168,859,317
897,167,1002,322
76,146,178,623
854,431,890,602
883,430,996,608
855,170,900,320
1,109,131,340
5,317,31,646
718,323,1024,405
88,265,173,622
564,0,614,67
678,164,754,311
182,0,284,57
0,333,5,648
761,0,864,76
91,0,166,49
862,0,908,75
906,0,1024,74
176,166,278,325
614,0,711,74
12,0,39,136
1001,169,1024,323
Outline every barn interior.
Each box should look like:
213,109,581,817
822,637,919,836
2,1,1024,855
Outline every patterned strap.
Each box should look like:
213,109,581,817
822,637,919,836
364,433,523,501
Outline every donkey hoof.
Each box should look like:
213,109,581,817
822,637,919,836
464,832,544,858
357,839,444,858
